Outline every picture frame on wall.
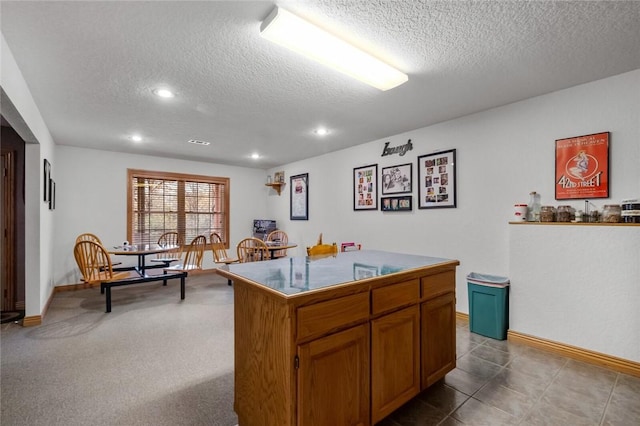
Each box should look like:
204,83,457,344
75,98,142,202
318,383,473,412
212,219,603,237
555,132,609,200
353,164,378,211
417,149,457,209
381,163,412,195
49,179,56,210
381,196,412,212
290,173,308,220
43,159,51,202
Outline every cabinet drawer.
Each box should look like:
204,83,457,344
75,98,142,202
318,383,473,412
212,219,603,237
297,292,369,341
421,271,455,299
371,280,419,315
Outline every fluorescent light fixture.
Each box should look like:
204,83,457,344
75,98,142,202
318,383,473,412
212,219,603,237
260,7,408,91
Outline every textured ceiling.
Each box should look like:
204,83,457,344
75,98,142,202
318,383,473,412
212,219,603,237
1,1,639,168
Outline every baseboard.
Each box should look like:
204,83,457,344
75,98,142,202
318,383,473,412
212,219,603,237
456,312,469,322
455,311,639,378
508,330,640,378
21,315,41,327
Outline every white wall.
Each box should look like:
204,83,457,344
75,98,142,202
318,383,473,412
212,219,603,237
510,225,640,362
53,146,268,285
1,34,56,316
266,69,640,327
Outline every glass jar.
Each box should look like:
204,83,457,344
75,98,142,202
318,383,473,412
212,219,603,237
556,205,572,222
540,206,556,222
527,192,541,222
602,204,621,223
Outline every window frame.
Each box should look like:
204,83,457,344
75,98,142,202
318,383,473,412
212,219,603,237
127,169,230,248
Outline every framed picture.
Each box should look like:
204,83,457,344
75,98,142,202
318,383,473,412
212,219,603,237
353,263,378,280
290,173,308,220
49,179,56,210
381,196,412,212
555,132,609,200
43,159,51,202
381,163,412,195
418,149,457,209
353,164,378,210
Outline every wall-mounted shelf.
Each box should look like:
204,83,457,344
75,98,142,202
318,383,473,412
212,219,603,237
265,182,285,195
508,221,640,227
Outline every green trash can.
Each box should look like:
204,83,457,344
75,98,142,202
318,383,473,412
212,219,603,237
467,272,510,340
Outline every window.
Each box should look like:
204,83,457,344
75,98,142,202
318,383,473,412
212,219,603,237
127,169,230,247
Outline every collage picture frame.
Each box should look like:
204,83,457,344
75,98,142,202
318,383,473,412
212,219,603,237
417,149,457,209
353,164,378,211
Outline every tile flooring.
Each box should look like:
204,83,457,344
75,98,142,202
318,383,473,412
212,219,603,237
379,320,640,425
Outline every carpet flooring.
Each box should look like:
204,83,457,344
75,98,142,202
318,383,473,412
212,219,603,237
0,273,237,426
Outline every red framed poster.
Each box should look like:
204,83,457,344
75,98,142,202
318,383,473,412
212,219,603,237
555,132,609,200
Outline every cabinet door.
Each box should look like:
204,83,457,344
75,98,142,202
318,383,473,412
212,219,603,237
422,292,456,388
298,323,370,426
371,305,421,424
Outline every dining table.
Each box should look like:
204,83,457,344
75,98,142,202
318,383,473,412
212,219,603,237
109,243,178,276
265,242,297,259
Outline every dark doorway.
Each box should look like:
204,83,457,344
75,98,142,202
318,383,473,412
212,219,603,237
1,119,26,320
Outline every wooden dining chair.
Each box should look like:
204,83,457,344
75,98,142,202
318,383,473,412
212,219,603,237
266,230,289,258
164,235,207,272
150,231,183,267
74,232,122,269
74,240,136,287
237,237,270,263
306,242,338,256
210,233,238,286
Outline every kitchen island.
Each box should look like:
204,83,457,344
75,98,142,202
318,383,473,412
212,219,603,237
216,250,460,426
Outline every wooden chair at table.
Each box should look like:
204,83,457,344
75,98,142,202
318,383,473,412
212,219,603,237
75,232,122,270
210,232,238,286
150,231,183,268
266,230,289,258
164,235,207,274
236,237,270,263
74,239,188,313
74,240,137,290
306,233,338,257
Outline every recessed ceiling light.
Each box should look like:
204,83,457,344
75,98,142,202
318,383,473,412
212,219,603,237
153,88,175,98
251,153,260,160
314,127,329,136
187,139,211,146
130,135,143,142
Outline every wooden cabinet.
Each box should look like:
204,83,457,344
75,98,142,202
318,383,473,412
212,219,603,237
371,305,421,424
218,253,459,426
298,324,370,426
421,291,456,387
